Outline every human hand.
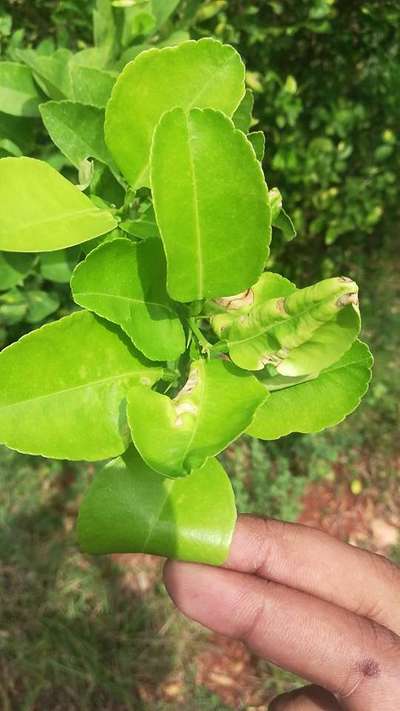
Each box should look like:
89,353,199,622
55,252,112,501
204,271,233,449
164,515,400,710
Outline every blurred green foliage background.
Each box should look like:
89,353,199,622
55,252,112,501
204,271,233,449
0,1,399,708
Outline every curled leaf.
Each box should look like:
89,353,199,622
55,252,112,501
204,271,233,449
128,358,268,477
213,276,360,375
78,447,236,565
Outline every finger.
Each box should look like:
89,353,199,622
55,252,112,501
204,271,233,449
224,516,400,635
164,560,400,710
269,685,342,710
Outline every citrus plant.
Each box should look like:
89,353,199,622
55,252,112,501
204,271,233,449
0,39,372,565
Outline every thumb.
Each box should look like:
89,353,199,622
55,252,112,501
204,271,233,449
269,685,342,710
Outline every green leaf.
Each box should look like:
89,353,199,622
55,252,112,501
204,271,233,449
0,252,35,291
232,89,254,133
40,101,113,168
247,130,265,161
94,0,116,59
70,64,115,108
39,247,80,283
0,288,27,325
71,238,186,361
0,112,37,155
151,0,181,28
212,275,360,374
151,108,271,302
105,38,245,187
0,158,117,252
25,289,60,324
248,340,373,440
17,48,73,100
0,62,41,117
119,217,159,240
269,188,296,241
274,208,296,241
78,447,236,564
0,310,162,460
128,358,268,477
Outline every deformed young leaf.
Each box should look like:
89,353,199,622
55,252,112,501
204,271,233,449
213,276,361,375
151,108,271,302
40,101,113,168
0,310,162,460
0,62,42,117
105,38,245,187
78,446,236,564
128,357,268,477
248,340,373,440
0,157,117,252
71,238,186,361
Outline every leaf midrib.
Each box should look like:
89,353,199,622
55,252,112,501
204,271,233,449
186,119,203,301
229,298,355,348
140,478,174,553
74,290,174,315
5,207,109,233
0,370,146,411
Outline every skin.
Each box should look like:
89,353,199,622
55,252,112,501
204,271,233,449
164,515,400,710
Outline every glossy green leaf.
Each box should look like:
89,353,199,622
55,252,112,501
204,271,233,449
212,276,360,375
151,108,271,302
105,38,245,187
128,358,268,477
0,62,41,117
71,238,186,361
248,340,373,440
248,130,265,161
40,101,112,168
232,89,254,133
78,447,236,564
70,65,116,108
0,252,35,291
39,247,80,283
0,310,162,460
0,157,117,252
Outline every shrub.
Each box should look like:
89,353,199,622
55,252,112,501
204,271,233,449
0,38,372,564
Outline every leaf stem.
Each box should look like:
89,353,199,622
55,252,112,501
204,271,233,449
188,317,211,356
